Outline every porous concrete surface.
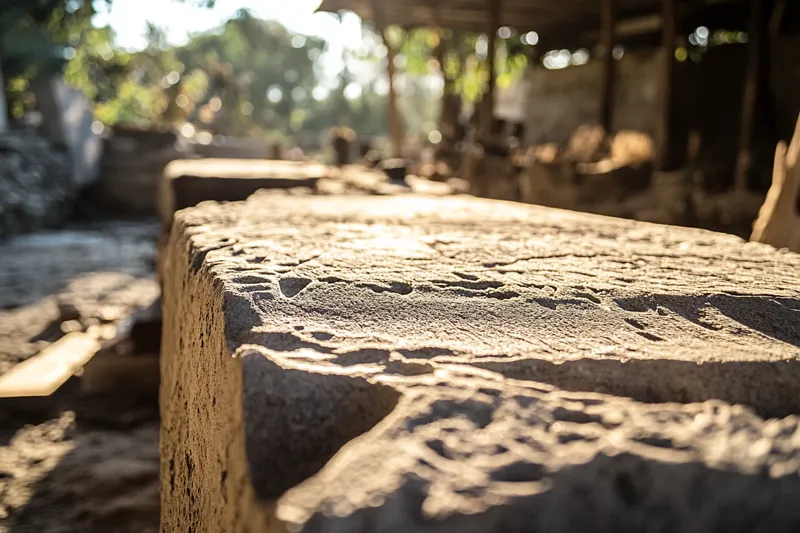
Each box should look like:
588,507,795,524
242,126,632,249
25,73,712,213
155,162,459,282
162,194,800,532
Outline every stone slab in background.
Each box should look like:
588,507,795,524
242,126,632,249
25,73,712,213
32,76,101,186
159,158,330,229
192,136,274,159
161,194,800,533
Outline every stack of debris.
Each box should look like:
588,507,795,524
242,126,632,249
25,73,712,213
0,130,72,238
516,125,766,237
460,119,526,201
519,125,654,213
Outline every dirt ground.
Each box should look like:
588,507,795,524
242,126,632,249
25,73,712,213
0,221,161,533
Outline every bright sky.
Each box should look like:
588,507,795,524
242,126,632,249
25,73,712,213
92,0,368,84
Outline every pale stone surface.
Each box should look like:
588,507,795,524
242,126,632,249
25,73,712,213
162,194,800,532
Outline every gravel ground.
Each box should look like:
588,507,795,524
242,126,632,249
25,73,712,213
0,221,161,533
0,221,158,374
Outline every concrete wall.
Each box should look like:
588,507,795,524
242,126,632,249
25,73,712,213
524,50,663,145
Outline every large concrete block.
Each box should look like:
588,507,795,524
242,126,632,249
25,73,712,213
162,194,800,532
159,159,330,229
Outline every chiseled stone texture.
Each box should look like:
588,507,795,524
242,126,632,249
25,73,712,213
161,194,800,533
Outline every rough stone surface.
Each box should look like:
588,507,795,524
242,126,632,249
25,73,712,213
162,194,800,533
155,162,458,282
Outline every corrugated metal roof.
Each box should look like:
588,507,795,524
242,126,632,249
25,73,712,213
316,0,746,49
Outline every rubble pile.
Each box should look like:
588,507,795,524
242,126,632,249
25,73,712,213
0,130,72,239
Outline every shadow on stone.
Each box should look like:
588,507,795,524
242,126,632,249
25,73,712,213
4,406,160,533
499,452,800,532
614,294,800,349
242,352,401,500
474,357,800,419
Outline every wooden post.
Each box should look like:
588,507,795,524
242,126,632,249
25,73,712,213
735,0,765,191
481,0,500,141
750,113,800,252
599,0,616,134
381,26,404,159
656,0,677,171
770,0,787,36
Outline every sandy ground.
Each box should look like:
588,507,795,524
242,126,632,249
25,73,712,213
0,221,161,533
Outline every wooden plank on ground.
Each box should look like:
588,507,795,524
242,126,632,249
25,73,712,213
0,332,102,398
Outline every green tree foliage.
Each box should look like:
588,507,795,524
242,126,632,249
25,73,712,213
172,9,327,138
2,0,526,146
2,0,80,116
0,0,129,119
395,25,530,103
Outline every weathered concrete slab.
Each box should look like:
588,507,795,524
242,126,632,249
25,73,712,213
159,158,331,228
161,194,800,532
